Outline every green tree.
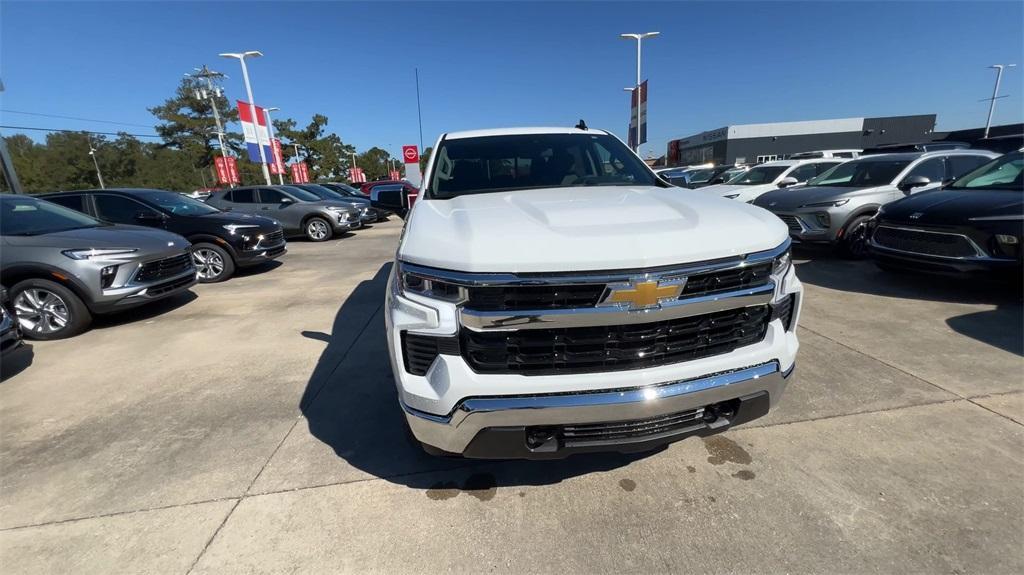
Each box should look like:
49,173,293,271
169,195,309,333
419,146,433,174
149,76,241,168
354,147,402,181
272,114,356,181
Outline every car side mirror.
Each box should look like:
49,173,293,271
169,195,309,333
280,197,295,205
898,175,930,192
777,177,799,188
135,211,164,222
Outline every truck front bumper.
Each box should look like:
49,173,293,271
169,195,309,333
402,361,792,459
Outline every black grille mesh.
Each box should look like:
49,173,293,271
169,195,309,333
872,227,977,258
136,253,193,283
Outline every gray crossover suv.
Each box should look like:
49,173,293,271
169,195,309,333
753,150,998,257
205,185,361,241
0,194,197,340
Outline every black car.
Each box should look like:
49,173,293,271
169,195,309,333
288,184,383,223
42,188,286,283
868,151,1023,277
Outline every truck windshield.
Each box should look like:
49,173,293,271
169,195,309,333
807,159,910,187
427,133,658,199
0,195,103,236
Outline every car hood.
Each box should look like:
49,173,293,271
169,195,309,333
193,211,281,230
398,186,788,273
754,184,888,211
4,224,188,251
309,200,359,212
331,197,370,206
881,187,1024,225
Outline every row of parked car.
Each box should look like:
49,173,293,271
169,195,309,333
659,146,1023,275
0,181,405,356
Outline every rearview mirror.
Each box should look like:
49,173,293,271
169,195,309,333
898,175,930,192
777,177,799,188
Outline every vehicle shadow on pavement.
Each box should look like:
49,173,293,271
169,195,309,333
232,259,283,278
300,263,655,490
793,246,1023,356
91,291,199,331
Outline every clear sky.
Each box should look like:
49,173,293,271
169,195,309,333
2,1,1022,158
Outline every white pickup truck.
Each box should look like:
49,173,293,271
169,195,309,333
377,126,802,459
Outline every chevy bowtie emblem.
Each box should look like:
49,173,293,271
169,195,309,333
600,278,686,310
909,212,923,219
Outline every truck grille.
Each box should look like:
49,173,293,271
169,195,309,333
561,407,705,444
463,262,772,312
135,253,193,283
461,304,771,375
872,226,978,258
778,215,803,233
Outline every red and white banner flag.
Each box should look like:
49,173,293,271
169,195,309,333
269,139,285,175
237,101,272,163
389,170,401,180
290,162,310,183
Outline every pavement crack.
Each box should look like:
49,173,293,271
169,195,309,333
184,498,242,575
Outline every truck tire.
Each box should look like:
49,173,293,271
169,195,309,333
191,242,235,283
10,278,92,340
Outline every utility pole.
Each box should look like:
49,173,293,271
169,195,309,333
87,134,106,189
983,64,1016,139
187,65,234,187
620,32,659,154
0,77,24,194
220,51,272,185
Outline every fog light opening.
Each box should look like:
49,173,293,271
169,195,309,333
526,426,559,450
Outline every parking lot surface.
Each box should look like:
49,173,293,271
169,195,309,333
1,219,1021,574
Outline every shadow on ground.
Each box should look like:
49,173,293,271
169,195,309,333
300,263,654,490
91,291,199,330
794,245,1023,356
232,259,283,278
0,343,33,382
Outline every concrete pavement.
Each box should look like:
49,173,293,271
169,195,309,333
1,220,1021,574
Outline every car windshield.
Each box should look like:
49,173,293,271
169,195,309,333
427,132,657,199
807,159,911,187
298,184,346,201
723,168,747,182
730,166,787,185
688,168,717,183
279,186,322,201
949,152,1024,191
323,183,361,196
0,195,103,236
136,190,220,216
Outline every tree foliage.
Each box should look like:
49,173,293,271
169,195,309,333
272,114,356,181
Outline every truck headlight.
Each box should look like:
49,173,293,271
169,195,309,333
772,249,792,278
398,263,466,303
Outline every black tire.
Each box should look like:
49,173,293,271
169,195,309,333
191,242,235,283
304,217,333,242
10,278,92,340
836,215,873,259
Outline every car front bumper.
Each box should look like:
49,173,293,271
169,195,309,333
386,264,803,459
235,241,287,267
90,268,198,313
771,211,842,243
869,242,1021,276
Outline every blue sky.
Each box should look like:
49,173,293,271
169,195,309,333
2,1,1022,158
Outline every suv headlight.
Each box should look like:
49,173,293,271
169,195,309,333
398,263,467,303
62,248,137,260
772,248,792,278
223,224,259,234
800,199,849,208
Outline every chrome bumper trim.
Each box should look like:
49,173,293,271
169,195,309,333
459,282,775,331
402,361,788,454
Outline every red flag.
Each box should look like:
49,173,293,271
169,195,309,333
225,157,240,183
214,157,230,184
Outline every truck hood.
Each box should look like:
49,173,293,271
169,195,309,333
398,186,788,273
754,184,888,211
881,188,1024,225
4,224,188,250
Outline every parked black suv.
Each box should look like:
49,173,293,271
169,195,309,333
43,188,286,283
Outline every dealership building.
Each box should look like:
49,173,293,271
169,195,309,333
666,114,937,166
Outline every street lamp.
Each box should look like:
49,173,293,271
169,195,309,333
983,64,1017,139
219,51,271,185
264,106,284,184
620,31,659,154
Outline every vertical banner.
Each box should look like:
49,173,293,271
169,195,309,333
628,87,638,149
214,157,230,184
350,167,366,183
639,79,648,146
269,139,285,175
626,81,648,148
225,157,240,184
402,145,421,187
389,170,401,180
237,100,273,164
299,162,309,183
289,163,302,183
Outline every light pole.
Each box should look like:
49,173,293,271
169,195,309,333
620,31,659,154
983,64,1016,139
265,106,284,184
219,51,271,185
87,134,105,189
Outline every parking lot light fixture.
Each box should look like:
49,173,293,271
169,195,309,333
219,51,272,185
620,32,659,153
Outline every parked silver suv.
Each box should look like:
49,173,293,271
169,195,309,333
0,194,197,340
752,150,998,257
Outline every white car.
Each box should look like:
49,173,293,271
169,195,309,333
701,158,844,203
375,126,803,459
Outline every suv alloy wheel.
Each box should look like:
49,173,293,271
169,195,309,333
191,243,235,283
10,278,92,340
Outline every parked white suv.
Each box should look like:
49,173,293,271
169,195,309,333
701,158,843,203
379,127,802,459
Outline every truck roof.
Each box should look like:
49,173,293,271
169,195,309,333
444,126,611,140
